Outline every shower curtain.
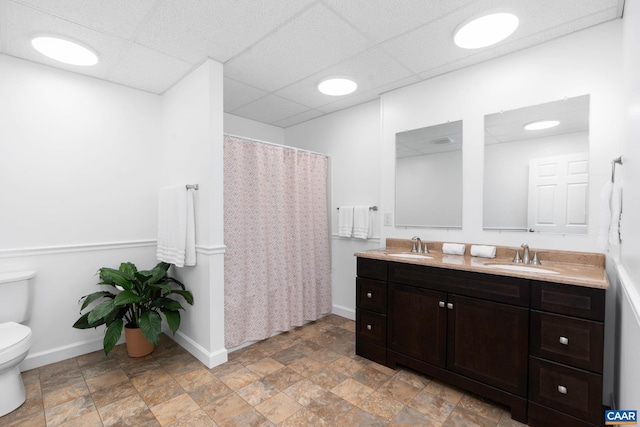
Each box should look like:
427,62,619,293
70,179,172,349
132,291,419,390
223,135,331,348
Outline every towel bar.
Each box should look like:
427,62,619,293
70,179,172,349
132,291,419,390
337,206,378,211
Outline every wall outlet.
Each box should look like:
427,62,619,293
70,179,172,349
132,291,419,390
384,212,393,226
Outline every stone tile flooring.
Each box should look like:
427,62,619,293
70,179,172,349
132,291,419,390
0,315,527,426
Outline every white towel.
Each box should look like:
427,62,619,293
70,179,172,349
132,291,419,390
338,206,354,237
157,185,196,267
610,182,622,247
443,243,466,255
353,206,371,239
470,245,496,258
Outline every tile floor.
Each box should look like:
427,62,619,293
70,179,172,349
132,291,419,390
0,315,527,427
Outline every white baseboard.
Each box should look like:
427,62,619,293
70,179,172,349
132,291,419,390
332,304,355,320
20,335,126,371
171,330,228,369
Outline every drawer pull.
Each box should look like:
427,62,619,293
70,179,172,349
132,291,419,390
366,292,372,298
439,301,445,308
366,324,372,331
559,336,569,345
558,385,567,395
447,303,454,310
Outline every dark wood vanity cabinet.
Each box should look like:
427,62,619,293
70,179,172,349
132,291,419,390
355,257,606,426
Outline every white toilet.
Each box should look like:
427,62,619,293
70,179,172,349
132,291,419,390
0,270,35,417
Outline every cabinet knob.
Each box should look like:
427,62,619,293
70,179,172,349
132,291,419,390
367,324,372,331
559,336,569,345
439,301,445,308
558,385,567,395
366,292,372,299
447,303,454,310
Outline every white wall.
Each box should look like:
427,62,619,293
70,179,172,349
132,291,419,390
0,54,162,369
160,59,226,368
380,21,623,253
285,101,381,319
224,113,285,144
616,0,640,410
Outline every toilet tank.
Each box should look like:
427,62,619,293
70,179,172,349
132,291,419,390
0,271,35,323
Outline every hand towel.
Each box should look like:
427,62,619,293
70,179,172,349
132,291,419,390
338,206,354,237
353,206,371,239
443,243,466,255
596,181,613,252
470,245,496,258
157,185,197,267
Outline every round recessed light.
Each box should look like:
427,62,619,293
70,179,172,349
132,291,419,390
317,77,357,96
454,12,519,49
524,120,560,131
31,35,99,66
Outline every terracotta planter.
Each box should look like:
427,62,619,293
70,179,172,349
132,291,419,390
124,326,155,357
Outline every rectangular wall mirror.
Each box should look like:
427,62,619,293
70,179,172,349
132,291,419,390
483,95,590,234
396,120,463,228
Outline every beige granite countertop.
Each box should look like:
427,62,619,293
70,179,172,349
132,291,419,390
355,239,609,290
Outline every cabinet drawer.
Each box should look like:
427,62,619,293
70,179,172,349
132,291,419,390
356,309,386,346
531,311,603,373
357,258,387,281
356,278,387,313
529,357,602,425
532,281,605,321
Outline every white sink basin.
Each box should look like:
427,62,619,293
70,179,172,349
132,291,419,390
484,264,559,274
388,253,433,260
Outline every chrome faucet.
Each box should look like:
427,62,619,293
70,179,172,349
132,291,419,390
521,244,530,264
411,236,422,253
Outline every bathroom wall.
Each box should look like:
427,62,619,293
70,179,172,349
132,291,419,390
616,0,640,410
285,100,381,319
160,59,226,368
224,113,285,144
0,54,162,369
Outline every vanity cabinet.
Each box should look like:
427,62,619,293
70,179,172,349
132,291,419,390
355,256,606,426
528,281,606,427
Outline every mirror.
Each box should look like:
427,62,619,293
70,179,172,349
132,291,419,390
396,121,463,228
483,95,590,233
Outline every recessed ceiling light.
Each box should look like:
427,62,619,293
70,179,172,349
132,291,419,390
31,35,99,66
454,12,519,49
524,120,560,131
317,77,357,96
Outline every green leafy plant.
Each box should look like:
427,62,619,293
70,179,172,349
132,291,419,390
73,261,194,355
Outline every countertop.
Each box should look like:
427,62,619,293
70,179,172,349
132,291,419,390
355,239,609,290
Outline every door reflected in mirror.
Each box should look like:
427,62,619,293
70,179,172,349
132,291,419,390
483,95,589,234
396,120,462,228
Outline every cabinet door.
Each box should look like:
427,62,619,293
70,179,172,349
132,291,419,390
388,283,447,367
447,295,529,396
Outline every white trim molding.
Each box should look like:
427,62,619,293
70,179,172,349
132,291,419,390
332,304,355,320
0,239,156,259
195,245,227,256
171,330,228,369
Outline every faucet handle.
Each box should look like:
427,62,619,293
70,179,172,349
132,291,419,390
422,242,429,254
531,252,541,265
513,249,522,263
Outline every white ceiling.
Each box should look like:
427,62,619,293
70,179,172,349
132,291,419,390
0,0,624,128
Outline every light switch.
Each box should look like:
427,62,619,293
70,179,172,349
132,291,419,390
384,212,393,226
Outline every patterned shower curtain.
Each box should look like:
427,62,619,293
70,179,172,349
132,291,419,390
223,135,331,348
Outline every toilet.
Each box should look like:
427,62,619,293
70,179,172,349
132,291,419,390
0,270,35,417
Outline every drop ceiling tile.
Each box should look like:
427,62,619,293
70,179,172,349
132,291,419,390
324,0,474,43
224,3,372,92
273,109,325,128
3,1,129,79
275,47,413,109
106,43,193,94
231,94,309,124
223,77,269,112
317,75,420,114
135,0,315,64
12,0,159,39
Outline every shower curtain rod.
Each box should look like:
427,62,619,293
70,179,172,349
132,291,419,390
224,133,329,158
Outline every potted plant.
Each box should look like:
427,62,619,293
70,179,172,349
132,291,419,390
73,261,194,357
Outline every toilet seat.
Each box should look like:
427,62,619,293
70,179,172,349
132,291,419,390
0,322,32,364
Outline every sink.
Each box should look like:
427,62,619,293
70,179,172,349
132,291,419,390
388,253,433,260
484,264,559,274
